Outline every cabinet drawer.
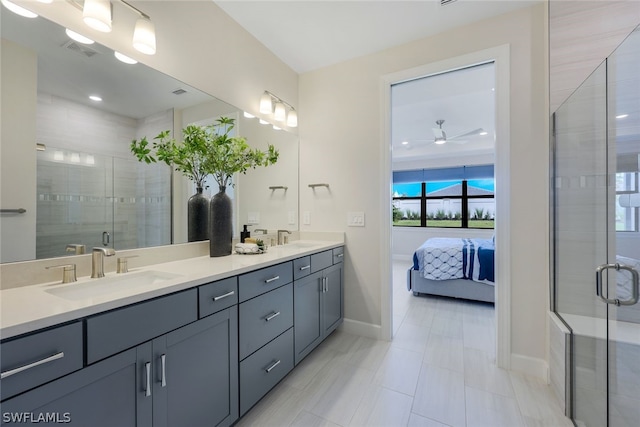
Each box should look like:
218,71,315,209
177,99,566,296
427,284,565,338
293,256,311,280
310,250,332,273
199,277,238,318
238,262,292,302
239,283,293,360
0,322,83,401
86,289,197,364
332,247,344,264
239,328,294,416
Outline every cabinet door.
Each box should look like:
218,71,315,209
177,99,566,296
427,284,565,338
152,306,238,427
1,347,150,427
294,271,323,365
322,263,343,337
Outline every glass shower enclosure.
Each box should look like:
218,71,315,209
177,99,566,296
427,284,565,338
552,26,640,427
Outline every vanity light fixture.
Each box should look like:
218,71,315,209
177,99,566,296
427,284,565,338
83,0,112,33
0,0,38,18
132,16,156,55
273,125,281,131
259,91,298,127
243,112,255,118
114,51,137,64
36,0,53,3
65,29,95,45
70,153,81,163
259,119,269,125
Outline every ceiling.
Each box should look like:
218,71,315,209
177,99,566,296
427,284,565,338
215,0,540,74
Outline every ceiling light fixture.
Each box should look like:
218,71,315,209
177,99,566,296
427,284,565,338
479,131,488,136
65,29,95,45
616,114,629,119
114,51,137,64
89,95,102,102
132,16,156,55
259,91,298,127
401,141,409,145
1,0,38,18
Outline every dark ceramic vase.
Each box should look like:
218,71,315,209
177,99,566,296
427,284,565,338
187,187,209,242
209,186,233,257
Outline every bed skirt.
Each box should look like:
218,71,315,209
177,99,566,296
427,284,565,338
407,268,495,303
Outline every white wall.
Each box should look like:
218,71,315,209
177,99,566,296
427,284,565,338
299,4,549,366
0,39,37,263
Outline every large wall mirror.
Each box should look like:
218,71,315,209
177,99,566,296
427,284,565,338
0,11,298,262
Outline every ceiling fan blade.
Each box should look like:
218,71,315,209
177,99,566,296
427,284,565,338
449,128,484,140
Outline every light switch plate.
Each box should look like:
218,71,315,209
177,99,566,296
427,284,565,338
347,211,365,227
303,211,311,225
288,211,296,225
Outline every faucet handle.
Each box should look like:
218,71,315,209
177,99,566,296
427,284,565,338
46,264,77,284
65,244,86,255
93,247,116,256
117,255,139,274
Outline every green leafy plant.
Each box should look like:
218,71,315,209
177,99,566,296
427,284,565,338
130,117,279,189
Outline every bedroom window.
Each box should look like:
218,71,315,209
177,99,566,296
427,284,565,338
616,172,638,232
392,167,495,229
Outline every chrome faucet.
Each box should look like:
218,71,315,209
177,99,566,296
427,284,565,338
277,229,291,245
91,247,116,278
254,229,268,234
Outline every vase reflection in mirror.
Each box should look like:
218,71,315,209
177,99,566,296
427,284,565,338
209,186,233,257
187,187,209,242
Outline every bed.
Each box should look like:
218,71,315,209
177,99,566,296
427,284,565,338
407,237,495,303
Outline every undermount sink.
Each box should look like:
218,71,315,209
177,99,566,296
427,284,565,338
45,270,184,301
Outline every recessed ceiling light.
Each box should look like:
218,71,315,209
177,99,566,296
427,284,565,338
89,95,102,102
479,131,488,136
114,51,137,64
1,0,38,18
65,29,94,45
401,141,409,145
243,112,255,118
616,114,629,119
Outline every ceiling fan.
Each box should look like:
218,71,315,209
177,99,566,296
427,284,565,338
432,119,485,145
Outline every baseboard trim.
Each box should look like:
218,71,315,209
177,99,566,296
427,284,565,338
340,318,382,340
510,353,549,382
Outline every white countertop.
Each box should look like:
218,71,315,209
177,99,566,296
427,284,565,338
0,240,343,340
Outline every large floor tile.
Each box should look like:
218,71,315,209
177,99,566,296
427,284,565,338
423,333,464,373
463,348,513,397
235,383,307,427
509,371,573,427
374,346,423,396
412,363,466,427
346,336,391,371
290,411,342,427
465,386,525,427
391,321,431,354
349,386,413,427
407,413,450,427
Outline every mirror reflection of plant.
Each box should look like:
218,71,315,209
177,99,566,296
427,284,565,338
130,117,279,190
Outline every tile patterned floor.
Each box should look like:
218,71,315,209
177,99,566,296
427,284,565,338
236,260,573,427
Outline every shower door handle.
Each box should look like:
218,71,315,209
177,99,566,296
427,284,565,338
596,263,639,306
102,231,110,246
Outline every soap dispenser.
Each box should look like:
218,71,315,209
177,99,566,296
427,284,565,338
240,224,251,243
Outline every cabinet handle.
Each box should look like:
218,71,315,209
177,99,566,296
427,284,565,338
0,352,64,379
299,265,311,271
144,362,151,397
265,275,280,283
326,277,329,292
265,359,281,373
337,253,344,258
160,354,167,387
265,311,281,322
213,290,235,301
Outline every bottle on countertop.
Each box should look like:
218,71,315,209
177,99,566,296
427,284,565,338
240,224,251,243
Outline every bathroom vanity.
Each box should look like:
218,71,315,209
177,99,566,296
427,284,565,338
0,241,344,427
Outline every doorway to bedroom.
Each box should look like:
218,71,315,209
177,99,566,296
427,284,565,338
389,62,497,362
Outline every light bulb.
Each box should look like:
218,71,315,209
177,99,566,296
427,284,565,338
274,102,286,122
83,0,112,33
133,17,156,55
286,109,298,127
259,92,272,114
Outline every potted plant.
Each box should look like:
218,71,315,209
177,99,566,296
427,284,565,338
131,117,279,255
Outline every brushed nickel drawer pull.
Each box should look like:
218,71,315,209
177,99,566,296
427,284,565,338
1,352,65,379
265,275,280,283
265,311,281,322
265,359,281,373
160,354,167,387
299,265,311,271
213,290,235,301
337,253,344,258
144,362,151,397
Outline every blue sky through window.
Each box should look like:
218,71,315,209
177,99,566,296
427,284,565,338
393,179,494,197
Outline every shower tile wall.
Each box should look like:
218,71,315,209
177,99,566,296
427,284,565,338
36,93,171,259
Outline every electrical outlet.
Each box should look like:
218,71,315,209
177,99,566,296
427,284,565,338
303,211,311,225
347,211,365,227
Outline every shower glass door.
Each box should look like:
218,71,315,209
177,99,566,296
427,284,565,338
553,26,640,427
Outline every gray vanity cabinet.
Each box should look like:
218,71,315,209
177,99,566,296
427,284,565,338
151,306,238,427
0,346,148,427
294,248,344,365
